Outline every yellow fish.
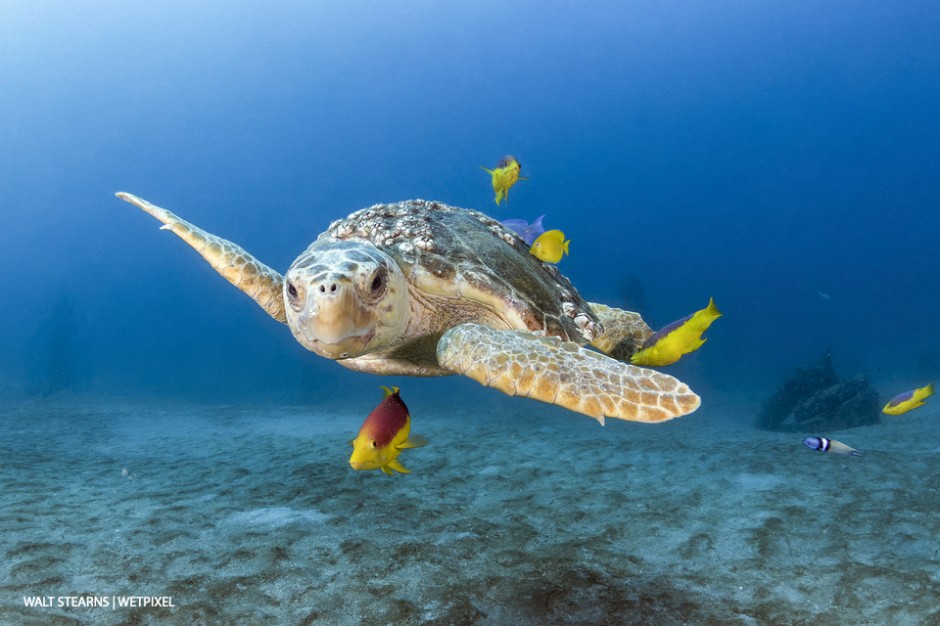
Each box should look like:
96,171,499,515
630,297,722,366
529,229,569,263
882,383,934,415
481,155,526,205
349,386,427,475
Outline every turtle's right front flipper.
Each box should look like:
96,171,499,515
117,192,287,323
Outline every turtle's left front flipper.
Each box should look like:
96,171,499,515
117,192,287,323
436,323,700,424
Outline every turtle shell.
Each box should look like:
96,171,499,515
324,200,600,343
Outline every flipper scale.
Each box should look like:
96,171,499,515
437,323,701,424
117,192,287,323
588,303,654,361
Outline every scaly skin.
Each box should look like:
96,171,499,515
437,323,701,424
117,192,287,323
588,303,654,361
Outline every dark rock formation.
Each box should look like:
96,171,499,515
757,354,880,431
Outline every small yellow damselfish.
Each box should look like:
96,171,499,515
882,383,934,415
481,155,526,205
349,386,427,475
630,297,722,366
530,229,569,263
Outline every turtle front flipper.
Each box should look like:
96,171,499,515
436,323,700,424
117,192,287,323
588,303,654,361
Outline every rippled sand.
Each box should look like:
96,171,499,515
2,394,938,625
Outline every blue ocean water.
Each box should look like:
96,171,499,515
2,2,940,624
3,0,938,403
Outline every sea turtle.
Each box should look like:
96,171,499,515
117,193,700,424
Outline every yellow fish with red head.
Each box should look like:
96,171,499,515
883,383,934,415
481,155,526,205
349,386,427,475
630,297,722,366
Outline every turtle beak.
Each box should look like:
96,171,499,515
296,278,377,359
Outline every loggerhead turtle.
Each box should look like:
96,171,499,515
117,193,700,424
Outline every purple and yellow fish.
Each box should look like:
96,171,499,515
882,383,934,415
481,155,527,205
630,297,722,366
349,386,427,475
501,214,546,246
803,437,863,457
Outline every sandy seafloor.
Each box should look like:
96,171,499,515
2,391,939,626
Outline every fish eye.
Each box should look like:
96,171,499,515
370,440,378,448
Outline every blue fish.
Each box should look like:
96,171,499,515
501,215,546,246
803,437,863,457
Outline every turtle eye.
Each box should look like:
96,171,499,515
369,270,386,296
286,280,300,303
286,281,303,312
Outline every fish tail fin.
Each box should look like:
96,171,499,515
381,385,400,398
399,435,428,449
495,189,506,205
387,459,411,474
705,297,722,318
915,383,935,401
562,239,570,256
847,442,864,457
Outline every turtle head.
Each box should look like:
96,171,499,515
284,240,410,359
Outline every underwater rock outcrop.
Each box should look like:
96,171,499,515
757,354,880,431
